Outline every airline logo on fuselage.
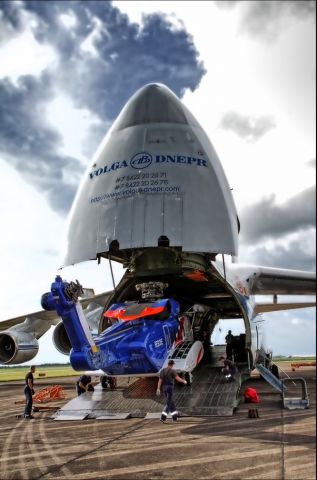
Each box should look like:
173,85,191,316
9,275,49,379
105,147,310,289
89,152,207,179
130,152,152,169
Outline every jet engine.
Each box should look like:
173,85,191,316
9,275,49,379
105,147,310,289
0,331,39,365
53,321,72,355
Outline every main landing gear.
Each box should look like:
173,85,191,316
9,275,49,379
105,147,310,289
101,376,117,389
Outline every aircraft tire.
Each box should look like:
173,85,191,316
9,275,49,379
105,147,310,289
270,364,279,379
101,376,109,389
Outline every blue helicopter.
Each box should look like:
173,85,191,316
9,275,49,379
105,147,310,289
41,276,204,378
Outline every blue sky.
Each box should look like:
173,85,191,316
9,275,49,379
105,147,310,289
0,1,315,363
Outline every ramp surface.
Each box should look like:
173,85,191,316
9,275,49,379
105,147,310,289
54,363,241,420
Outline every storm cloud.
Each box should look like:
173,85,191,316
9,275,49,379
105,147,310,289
22,1,206,118
0,0,206,214
238,185,316,271
0,74,81,213
220,111,276,142
240,186,316,242
216,1,315,42
239,233,316,272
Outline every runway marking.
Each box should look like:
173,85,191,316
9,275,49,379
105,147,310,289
26,418,48,477
52,444,310,479
37,416,73,478
285,460,316,475
71,433,253,459
13,418,48,479
17,420,31,480
35,418,148,479
214,460,281,478
0,418,25,480
2,416,72,479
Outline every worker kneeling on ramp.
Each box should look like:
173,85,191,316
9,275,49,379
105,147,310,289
219,356,238,382
76,375,94,396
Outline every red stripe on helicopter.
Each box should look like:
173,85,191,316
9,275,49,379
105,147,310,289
104,305,165,321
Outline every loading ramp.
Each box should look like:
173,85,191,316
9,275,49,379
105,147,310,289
53,362,242,421
255,364,284,393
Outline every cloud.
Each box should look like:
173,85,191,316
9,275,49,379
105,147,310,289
22,1,206,119
0,74,81,214
220,110,276,142
0,1,206,215
215,1,316,42
263,308,315,356
239,233,316,271
238,186,316,270
0,1,25,43
290,318,303,326
240,186,316,242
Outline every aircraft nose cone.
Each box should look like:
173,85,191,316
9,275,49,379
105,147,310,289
112,83,200,131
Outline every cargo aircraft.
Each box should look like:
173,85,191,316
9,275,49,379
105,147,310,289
0,84,315,385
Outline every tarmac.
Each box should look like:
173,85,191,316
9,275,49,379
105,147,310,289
0,362,315,480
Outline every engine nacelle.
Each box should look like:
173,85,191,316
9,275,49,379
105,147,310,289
0,331,39,365
53,321,72,355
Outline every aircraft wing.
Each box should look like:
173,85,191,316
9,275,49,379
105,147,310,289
80,290,114,309
0,310,60,335
0,289,114,339
254,301,316,314
244,266,316,314
247,266,316,295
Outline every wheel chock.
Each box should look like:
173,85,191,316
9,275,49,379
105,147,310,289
248,408,259,418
